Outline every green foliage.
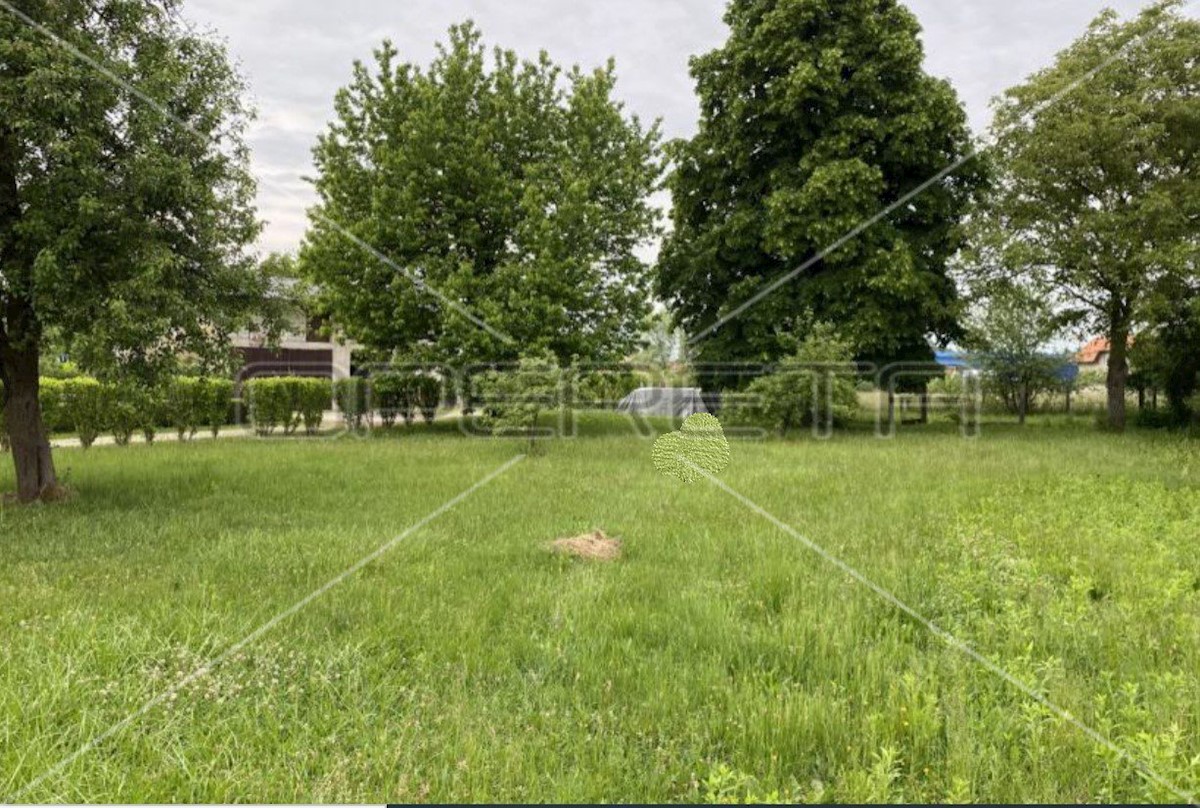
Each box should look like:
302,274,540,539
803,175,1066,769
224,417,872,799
0,0,275,495
301,23,662,365
38,379,70,434
1133,280,1200,425
247,379,290,436
727,325,860,434
411,375,443,425
473,353,562,449
247,377,331,436
60,378,110,449
202,380,236,439
333,378,370,430
657,0,985,376
972,2,1200,429
294,379,331,435
0,404,8,453
166,378,205,442
108,383,143,447
0,0,271,377
372,372,413,428
575,368,642,409
963,285,1066,423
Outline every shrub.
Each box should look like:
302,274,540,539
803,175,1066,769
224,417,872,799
165,377,206,441
372,372,413,427
0,405,8,453
247,378,294,436
728,324,859,435
108,384,141,447
60,378,110,449
575,369,639,409
39,378,69,433
201,379,236,438
412,375,442,424
333,377,370,430
141,384,166,444
246,377,330,436
294,378,331,435
473,352,561,450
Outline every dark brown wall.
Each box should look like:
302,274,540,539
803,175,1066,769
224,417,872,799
237,347,334,379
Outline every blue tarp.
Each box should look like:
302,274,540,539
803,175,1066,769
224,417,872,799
935,349,1079,384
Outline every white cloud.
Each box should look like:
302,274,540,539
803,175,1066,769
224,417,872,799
184,0,1183,257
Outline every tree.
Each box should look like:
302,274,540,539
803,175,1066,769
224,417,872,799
979,1,1200,431
474,351,561,453
731,323,859,435
1132,276,1200,423
963,285,1065,425
0,0,267,501
631,309,684,368
301,23,662,367
656,0,985,381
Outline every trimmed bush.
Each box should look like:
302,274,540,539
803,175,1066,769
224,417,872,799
295,378,331,435
372,372,413,427
412,375,442,424
108,385,141,447
60,378,110,449
333,377,370,429
200,379,235,438
165,377,205,441
140,384,168,444
247,377,331,436
39,378,70,433
247,378,293,436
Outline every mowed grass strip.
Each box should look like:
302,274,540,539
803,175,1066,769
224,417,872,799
1,415,1198,802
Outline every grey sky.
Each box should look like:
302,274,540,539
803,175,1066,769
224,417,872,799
185,0,1170,256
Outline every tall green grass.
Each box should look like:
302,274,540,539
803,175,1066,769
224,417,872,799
1,416,1198,802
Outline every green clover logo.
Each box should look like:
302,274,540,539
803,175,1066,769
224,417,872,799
652,413,731,484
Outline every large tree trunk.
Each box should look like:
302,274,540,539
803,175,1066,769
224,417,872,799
1,344,59,502
1106,322,1130,432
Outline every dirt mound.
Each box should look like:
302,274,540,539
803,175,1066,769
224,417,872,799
549,530,622,561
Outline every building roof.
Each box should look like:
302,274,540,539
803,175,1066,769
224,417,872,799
1076,337,1110,364
1076,335,1134,364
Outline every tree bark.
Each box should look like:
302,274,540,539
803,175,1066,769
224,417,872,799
1106,322,1130,432
1,342,59,502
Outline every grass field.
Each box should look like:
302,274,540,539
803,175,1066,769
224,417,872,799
2,415,1199,802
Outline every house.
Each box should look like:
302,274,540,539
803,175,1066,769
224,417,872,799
1076,336,1112,372
1075,335,1134,374
231,278,356,382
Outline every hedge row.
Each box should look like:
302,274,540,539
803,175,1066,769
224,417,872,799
0,377,237,450
370,372,442,427
245,377,330,436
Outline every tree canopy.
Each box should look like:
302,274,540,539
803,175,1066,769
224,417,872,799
974,0,1200,430
656,0,985,380
301,23,663,367
0,0,266,500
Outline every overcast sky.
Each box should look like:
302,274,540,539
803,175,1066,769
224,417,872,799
184,0,1173,257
